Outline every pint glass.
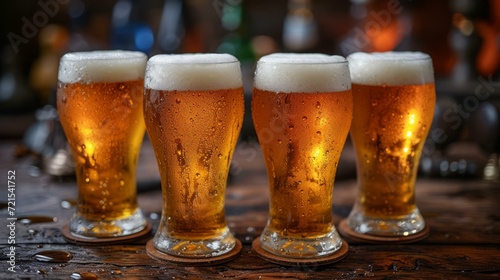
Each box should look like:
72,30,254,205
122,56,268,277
144,54,244,257
346,52,436,236
252,53,353,257
57,50,148,237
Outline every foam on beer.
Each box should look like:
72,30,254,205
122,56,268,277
348,52,434,86
254,53,351,93
145,54,242,91
58,50,147,84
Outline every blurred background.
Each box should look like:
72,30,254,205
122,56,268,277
0,0,499,181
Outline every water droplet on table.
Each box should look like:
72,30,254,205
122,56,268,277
34,250,73,263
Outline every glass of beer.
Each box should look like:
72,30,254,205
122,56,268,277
252,53,353,257
346,51,436,236
144,54,244,257
57,50,148,237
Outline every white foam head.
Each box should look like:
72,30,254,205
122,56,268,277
347,51,434,86
145,54,242,91
58,50,147,83
254,53,351,93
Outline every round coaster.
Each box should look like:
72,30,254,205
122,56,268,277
251,238,349,267
337,219,430,244
62,223,152,245
145,239,242,265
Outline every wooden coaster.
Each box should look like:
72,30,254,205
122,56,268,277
145,239,242,265
338,219,430,244
62,223,152,245
251,238,349,267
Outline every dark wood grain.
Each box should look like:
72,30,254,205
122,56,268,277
0,140,499,279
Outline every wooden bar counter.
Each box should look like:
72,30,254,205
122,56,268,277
1,138,499,279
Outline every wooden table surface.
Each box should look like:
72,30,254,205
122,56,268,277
0,138,499,279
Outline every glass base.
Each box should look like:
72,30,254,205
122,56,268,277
153,226,236,258
347,207,425,236
259,227,343,258
69,208,147,238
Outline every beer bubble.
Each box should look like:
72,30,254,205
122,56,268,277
277,139,282,144
316,131,321,136
315,101,321,109
119,180,125,187
85,178,90,183
288,125,294,130
175,98,181,104
302,116,307,121
195,173,201,178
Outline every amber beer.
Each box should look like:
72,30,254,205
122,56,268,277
252,54,352,257
346,51,436,236
144,54,244,257
57,50,148,237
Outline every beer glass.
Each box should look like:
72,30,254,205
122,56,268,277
346,51,435,236
252,53,353,257
57,50,148,237
144,54,244,257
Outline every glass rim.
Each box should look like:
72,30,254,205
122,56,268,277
61,50,147,62
147,53,240,66
258,59,349,66
256,53,347,66
347,51,432,63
